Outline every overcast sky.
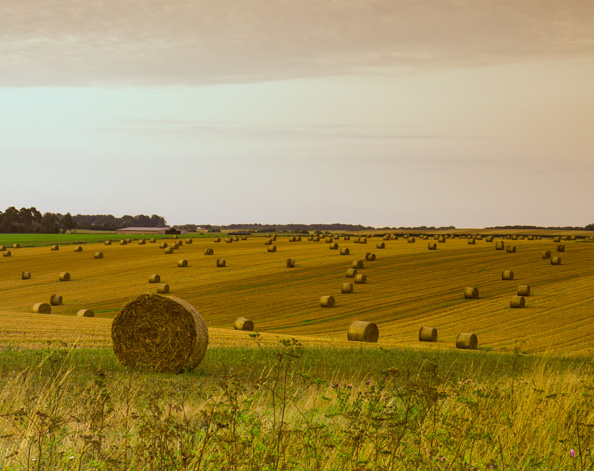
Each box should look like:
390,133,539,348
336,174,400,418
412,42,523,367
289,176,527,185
1,0,593,227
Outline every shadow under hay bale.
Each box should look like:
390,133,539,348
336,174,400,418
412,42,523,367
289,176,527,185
517,285,531,296
456,332,478,349
347,321,379,343
501,270,514,280
111,294,208,373
234,317,254,331
21,271,31,280
59,272,70,281
50,294,62,306
510,296,526,308
341,282,353,293
320,295,335,307
149,274,161,283
77,309,94,317
464,287,479,299
419,326,437,342
157,284,170,294
32,303,51,314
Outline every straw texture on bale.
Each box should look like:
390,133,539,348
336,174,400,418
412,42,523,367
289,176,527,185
551,256,561,265
157,284,170,294
467,239,476,245
3,251,11,257
217,259,226,267
456,332,478,350
486,236,494,242
557,245,565,252
268,245,277,252
428,243,437,250
149,274,161,283
343,236,350,240
376,242,385,249
286,258,296,268
51,245,59,251
365,253,376,261
50,294,62,306
177,259,188,267
352,260,364,269
214,237,221,242
74,246,83,252
542,250,551,259
359,237,367,244
234,317,254,331
149,238,156,243
340,248,350,255
320,295,335,307
346,268,357,278
419,326,438,342
164,247,174,254
32,303,51,314
501,270,514,280
383,234,390,240
225,238,232,243
0,245,5,251
12,244,20,248
354,274,367,284
510,296,526,308
517,285,531,296
59,272,71,281
77,309,94,317
464,287,479,299
506,246,517,253
347,321,379,343
120,240,127,246
185,239,193,244
94,251,104,259
407,237,415,243
111,294,208,373
160,242,168,249
495,241,504,250
21,271,31,280
341,282,354,293
329,243,338,250
553,237,561,243
104,240,111,245
204,248,214,255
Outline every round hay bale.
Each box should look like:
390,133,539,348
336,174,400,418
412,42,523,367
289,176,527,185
0,245,5,251
94,251,104,259
175,240,183,247
354,274,367,284
149,274,161,283
138,239,146,245
217,258,226,267
341,282,353,293
359,237,367,244
104,240,111,246
346,268,357,278
268,245,277,252
111,294,208,372
365,253,376,261
50,294,63,306
376,242,385,249
234,317,254,331
517,285,531,296
59,272,71,282
438,236,446,243
419,326,437,342
510,296,526,308
242,236,248,240
464,287,479,299
185,239,193,244
172,235,178,239
485,236,494,242
120,240,127,246
21,271,31,280
340,248,350,255
320,295,335,307
495,241,504,250
329,243,338,250
352,260,364,269
12,244,20,249
501,270,514,280
164,247,175,254
527,236,534,240
264,239,272,245
428,243,437,250
511,235,518,240
77,309,94,317
32,303,51,314
74,246,83,252
159,242,168,249
551,256,561,265
214,237,221,243
3,251,12,257
126,238,132,243
150,238,156,243
225,238,232,243
467,239,476,245
553,236,561,243
325,237,333,243
506,245,517,253
542,250,551,259
177,259,188,267
51,245,59,251
343,235,350,240
347,321,379,343
232,236,239,242
456,332,478,350
383,234,390,241
157,283,170,294
407,237,416,243
557,244,565,252
204,248,214,255
286,258,296,268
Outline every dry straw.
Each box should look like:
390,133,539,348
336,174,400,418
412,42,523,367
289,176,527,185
428,243,437,250
553,236,561,243
557,245,565,252
186,239,193,244
407,237,416,243
164,247,175,254
148,274,161,283
0,245,5,251
376,242,385,249
150,238,156,243
286,258,296,268
467,239,476,245
354,274,367,284
94,251,104,259
120,240,127,246
551,256,561,265
341,282,354,293
495,241,504,250
59,272,71,281
456,332,478,349
138,240,146,245
104,240,111,246
510,296,526,308
214,237,221,243
359,237,367,244
204,248,214,255
383,234,390,241
21,271,31,280
464,287,479,299
12,244,20,248
329,243,338,250
517,285,531,296
32,303,51,314
506,246,517,253
486,236,494,242
51,245,59,251
502,270,514,280
177,259,188,267
340,248,350,255
347,321,379,343
160,242,168,249
419,326,437,342
225,238,232,243
346,268,358,278
50,294,63,306
74,246,83,252
320,295,335,307
3,251,11,257
157,284,170,294
111,294,208,373
352,260,364,269
126,238,132,243
217,258,226,267
77,309,94,317
268,245,277,252
365,253,376,261
343,235,350,240
234,317,254,331
542,250,551,259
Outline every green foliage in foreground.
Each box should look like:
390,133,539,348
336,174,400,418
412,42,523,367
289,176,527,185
0,342,593,470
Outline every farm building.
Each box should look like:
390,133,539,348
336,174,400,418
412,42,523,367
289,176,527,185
115,226,187,235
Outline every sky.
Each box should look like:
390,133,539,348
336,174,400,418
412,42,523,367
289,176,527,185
1,0,593,228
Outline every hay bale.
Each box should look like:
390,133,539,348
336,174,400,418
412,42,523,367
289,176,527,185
346,268,358,278
21,271,31,280
495,241,504,250
352,260,364,269
366,253,377,262
467,239,476,245
553,237,561,243
329,243,338,250
150,238,156,243
217,258,226,267
177,259,188,267
234,317,254,331
340,248,350,255
557,244,565,252
551,256,561,265
286,258,296,268
214,237,221,243
225,238,232,243
268,245,277,252
104,240,111,246
3,251,11,257
51,245,59,251
347,321,379,343
138,239,146,245
12,244,20,249
376,242,385,249
517,285,531,296
59,272,71,281
428,243,437,250
510,296,526,308
464,287,479,299
50,294,63,306
419,326,437,342
149,274,161,283
506,245,517,253
157,284,170,294
0,245,5,251
164,247,175,254
32,303,51,314
120,240,127,246
204,248,214,255
242,236,248,240
438,236,446,243
501,270,514,280
407,237,415,243
126,238,132,243
94,251,104,259
486,236,494,242
111,294,208,373
185,238,193,244
341,282,353,293
77,309,94,317
359,237,367,244
456,332,477,349
354,274,367,284
160,242,168,249
511,235,518,240
320,295,335,307
343,236,350,240
264,239,272,245
74,246,83,252
542,250,551,259
175,241,183,247
383,234,390,241
325,237,333,243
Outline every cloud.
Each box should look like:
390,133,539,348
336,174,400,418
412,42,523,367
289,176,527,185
1,0,593,86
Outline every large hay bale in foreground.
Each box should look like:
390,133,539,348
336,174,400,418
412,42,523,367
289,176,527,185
341,282,353,293
517,285,531,296
352,260,364,269
149,274,161,283
77,309,94,317
510,296,526,308
501,270,514,280
365,253,376,261
419,326,437,342
217,258,226,267
320,296,335,307
340,248,350,255
347,321,379,343
542,250,551,259
157,284,170,294
286,258,296,268
59,272,71,281
94,251,104,259
234,317,254,331
111,294,208,373
177,259,188,267
456,332,478,349
464,287,479,299
50,294,63,306
551,256,561,265
21,271,31,280
32,303,51,314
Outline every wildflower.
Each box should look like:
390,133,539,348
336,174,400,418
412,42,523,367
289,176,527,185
440,457,445,462
70,456,74,460
571,449,575,458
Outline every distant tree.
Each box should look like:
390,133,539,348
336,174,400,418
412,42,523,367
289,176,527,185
61,212,76,232
586,223,594,231
40,213,59,233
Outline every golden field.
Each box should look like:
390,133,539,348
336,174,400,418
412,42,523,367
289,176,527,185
1,233,593,355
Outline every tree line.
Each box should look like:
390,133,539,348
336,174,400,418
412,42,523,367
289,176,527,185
0,207,167,233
